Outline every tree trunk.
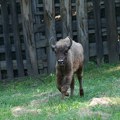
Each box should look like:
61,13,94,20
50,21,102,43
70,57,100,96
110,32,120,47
20,0,38,75
43,0,56,73
76,0,89,63
60,0,72,38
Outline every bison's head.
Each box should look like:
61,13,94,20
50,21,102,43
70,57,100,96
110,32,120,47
51,36,72,66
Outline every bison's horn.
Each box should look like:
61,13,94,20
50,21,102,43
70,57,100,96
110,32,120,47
51,44,56,51
49,37,56,45
49,37,56,51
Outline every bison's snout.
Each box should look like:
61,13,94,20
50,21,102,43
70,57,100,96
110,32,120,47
57,59,64,65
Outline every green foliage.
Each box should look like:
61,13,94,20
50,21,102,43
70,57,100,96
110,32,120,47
0,63,120,120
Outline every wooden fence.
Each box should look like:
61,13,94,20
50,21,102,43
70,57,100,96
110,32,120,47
0,0,120,80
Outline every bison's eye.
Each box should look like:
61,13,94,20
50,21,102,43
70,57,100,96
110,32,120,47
64,50,68,55
54,51,57,54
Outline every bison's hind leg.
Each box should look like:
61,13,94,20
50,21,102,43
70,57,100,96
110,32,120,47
70,76,74,97
76,67,84,97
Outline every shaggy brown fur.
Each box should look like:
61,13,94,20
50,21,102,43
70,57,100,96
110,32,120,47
51,36,84,99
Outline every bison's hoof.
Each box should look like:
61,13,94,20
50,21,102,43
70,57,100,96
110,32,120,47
65,92,69,96
80,89,84,97
61,92,69,99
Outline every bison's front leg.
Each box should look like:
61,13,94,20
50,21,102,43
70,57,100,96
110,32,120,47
61,74,73,99
56,73,63,93
56,70,67,95
56,72,69,99
61,85,69,99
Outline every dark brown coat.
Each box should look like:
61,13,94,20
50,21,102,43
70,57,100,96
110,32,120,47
51,36,84,98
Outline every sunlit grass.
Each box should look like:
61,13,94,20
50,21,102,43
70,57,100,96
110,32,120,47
0,62,120,120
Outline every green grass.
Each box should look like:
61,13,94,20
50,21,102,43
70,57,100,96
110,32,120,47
0,62,120,120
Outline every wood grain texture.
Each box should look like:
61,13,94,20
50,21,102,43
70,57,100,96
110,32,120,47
1,0,14,79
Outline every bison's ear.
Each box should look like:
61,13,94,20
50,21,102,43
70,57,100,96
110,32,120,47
67,36,72,50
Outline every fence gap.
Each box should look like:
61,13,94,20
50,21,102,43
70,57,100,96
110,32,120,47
1,0,14,79
10,0,24,77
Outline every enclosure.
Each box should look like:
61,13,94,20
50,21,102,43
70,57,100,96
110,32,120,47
0,0,120,80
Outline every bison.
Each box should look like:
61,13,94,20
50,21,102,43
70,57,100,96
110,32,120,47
51,36,84,99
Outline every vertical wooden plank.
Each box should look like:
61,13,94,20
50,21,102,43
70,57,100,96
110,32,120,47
10,0,24,77
93,0,103,64
31,0,37,13
76,0,89,62
20,0,38,75
60,0,72,38
104,0,119,63
43,0,56,73
1,0,14,79
0,64,1,80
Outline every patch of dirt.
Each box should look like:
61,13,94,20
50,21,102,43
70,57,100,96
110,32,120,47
12,92,61,117
33,91,60,98
33,92,51,97
11,106,41,117
12,93,22,97
31,92,61,107
30,98,48,107
111,97,120,105
78,108,110,120
89,97,112,106
78,108,93,117
11,91,62,117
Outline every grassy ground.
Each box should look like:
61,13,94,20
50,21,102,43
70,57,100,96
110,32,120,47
0,62,120,120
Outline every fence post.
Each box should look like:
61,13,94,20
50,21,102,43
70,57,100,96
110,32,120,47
0,64,1,80
60,0,72,38
76,0,89,63
93,0,103,64
43,0,56,73
104,0,119,63
20,0,38,75
10,0,24,77
1,0,14,79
